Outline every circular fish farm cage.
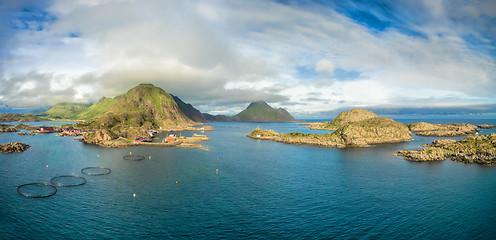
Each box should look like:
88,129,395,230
50,175,87,187
17,182,57,198
81,167,111,176
123,155,145,161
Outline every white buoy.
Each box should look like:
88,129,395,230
133,193,136,198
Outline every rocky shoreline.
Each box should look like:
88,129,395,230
0,142,31,153
395,134,496,166
79,130,210,149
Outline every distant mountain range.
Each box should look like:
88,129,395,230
31,84,296,124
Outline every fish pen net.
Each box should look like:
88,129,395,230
123,155,145,161
50,175,87,187
17,182,57,198
81,167,111,176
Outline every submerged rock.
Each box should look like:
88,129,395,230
0,142,30,153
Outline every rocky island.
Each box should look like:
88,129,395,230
407,122,479,136
0,124,18,132
0,142,30,153
248,108,413,148
395,134,496,166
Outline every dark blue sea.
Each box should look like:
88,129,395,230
1,119,496,239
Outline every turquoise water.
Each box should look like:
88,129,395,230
1,120,495,239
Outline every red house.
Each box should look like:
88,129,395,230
39,126,56,132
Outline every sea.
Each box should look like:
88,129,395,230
1,119,495,239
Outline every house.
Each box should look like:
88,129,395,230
165,134,176,142
62,129,81,134
39,126,56,132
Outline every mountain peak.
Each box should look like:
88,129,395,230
233,101,295,122
247,101,270,109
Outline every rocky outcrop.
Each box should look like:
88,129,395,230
56,132,82,137
0,142,30,153
0,125,18,132
247,109,413,148
407,122,479,136
394,148,447,162
395,133,496,166
81,129,119,146
478,124,495,129
15,123,38,131
17,132,35,136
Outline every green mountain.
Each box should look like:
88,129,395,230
172,95,207,123
42,102,91,119
87,84,197,139
76,97,118,120
231,101,295,122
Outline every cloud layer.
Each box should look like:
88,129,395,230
0,0,495,116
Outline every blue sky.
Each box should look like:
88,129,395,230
0,0,495,117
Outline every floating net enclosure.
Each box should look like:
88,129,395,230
123,155,145,161
50,175,87,187
81,167,111,176
17,182,57,198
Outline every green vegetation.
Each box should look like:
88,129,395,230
76,97,118,120
42,102,91,119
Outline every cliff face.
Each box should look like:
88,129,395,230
172,95,207,123
232,101,295,122
248,108,412,147
87,84,197,140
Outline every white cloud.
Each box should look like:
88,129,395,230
0,0,494,116
315,59,335,75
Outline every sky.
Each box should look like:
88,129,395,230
0,0,495,117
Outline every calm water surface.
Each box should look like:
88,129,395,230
1,120,495,239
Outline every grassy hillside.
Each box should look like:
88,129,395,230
76,97,118,120
42,102,91,119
